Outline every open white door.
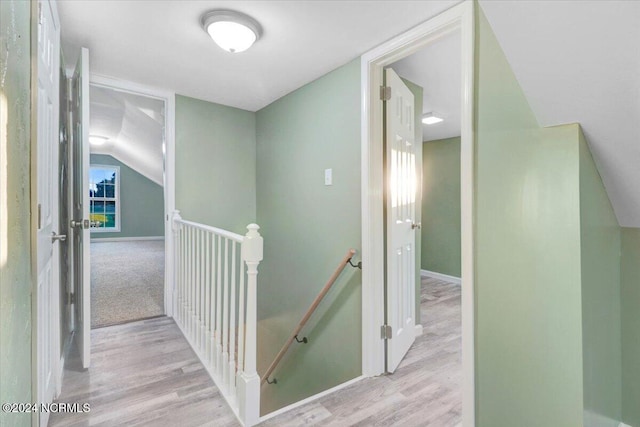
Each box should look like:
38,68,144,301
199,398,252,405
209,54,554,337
36,1,61,425
70,47,91,368
384,68,417,373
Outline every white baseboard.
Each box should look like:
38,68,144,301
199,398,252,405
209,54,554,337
415,324,423,337
585,410,629,427
91,236,164,243
259,375,365,423
420,269,461,285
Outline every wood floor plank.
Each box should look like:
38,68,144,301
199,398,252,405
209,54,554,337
263,276,461,427
49,317,240,427
50,276,460,427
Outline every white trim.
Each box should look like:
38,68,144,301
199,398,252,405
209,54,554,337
360,2,475,426
420,269,462,285
414,324,424,337
584,411,628,427
259,376,365,423
90,236,164,243
88,163,121,232
89,74,176,318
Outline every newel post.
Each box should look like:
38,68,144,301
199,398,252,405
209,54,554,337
238,223,262,426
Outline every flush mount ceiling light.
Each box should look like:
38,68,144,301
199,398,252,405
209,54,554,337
89,135,109,146
201,10,262,53
422,112,444,125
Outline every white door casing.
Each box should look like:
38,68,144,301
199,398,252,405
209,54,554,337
70,47,91,369
360,2,475,425
36,0,60,425
88,74,176,317
384,68,417,373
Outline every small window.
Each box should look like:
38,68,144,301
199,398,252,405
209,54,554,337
89,165,120,232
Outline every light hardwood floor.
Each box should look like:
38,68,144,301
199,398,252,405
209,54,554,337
261,275,462,427
49,316,239,427
50,276,460,427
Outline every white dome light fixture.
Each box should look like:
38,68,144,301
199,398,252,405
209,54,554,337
201,10,262,53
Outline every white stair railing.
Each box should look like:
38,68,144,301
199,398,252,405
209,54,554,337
172,211,262,426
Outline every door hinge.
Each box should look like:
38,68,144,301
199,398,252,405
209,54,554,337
381,325,393,339
37,204,42,230
380,86,391,101
67,293,75,305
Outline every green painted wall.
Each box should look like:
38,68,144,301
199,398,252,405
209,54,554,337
175,95,256,234
421,137,461,278
621,227,640,427
475,7,584,426
90,154,164,239
578,130,622,426
402,77,424,325
0,1,33,426
255,59,362,414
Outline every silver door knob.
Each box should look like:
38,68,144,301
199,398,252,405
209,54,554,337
51,231,67,242
411,222,421,230
70,219,89,229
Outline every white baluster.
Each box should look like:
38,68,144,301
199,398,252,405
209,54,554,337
222,237,230,391
237,224,262,426
210,234,217,369
215,234,223,379
195,228,201,351
186,226,191,337
180,225,187,329
191,227,196,342
205,231,211,365
237,245,246,375
229,241,237,399
199,229,205,353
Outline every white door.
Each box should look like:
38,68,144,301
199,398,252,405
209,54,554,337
36,0,60,425
384,68,417,373
70,47,91,368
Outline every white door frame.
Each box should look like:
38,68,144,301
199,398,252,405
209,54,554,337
88,74,176,317
360,1,475,426
32,0,61,425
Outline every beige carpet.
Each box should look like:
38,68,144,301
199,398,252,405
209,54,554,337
91,240,165,328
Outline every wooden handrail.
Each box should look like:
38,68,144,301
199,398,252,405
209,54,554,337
261,248,357,385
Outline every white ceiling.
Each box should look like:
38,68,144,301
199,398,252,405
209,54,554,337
89,85,165,186
59,0,640,227
391,29,461,142
479,0,640,227
58,0,458,112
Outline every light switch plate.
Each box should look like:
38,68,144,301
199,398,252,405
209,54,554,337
324,168,332,186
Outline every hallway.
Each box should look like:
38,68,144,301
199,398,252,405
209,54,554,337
50,317,238,426
50,276,460,426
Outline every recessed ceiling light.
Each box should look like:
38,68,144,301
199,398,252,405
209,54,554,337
201,10,262,53
89,135,108,146
422,112,444,125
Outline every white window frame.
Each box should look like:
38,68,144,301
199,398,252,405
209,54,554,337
89,164,121,233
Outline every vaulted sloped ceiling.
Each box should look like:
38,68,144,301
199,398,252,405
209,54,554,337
60,0,640,226
479,0,640,227
89,85,165,186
